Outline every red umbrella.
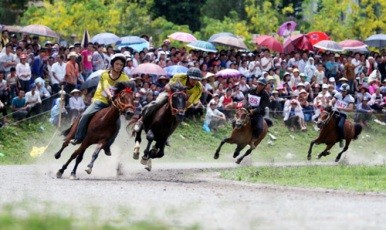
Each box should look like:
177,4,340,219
132,63,167,76
283,34,313,54
306,31,330,45
254,35,283,53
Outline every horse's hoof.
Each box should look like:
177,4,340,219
54,153,61,159
69,174,76,180
145,166,152,172
85,167,92,174
235,159,242,164
317,154,322,159
140,158,148,165
56,171,62,178
214,154,219,160
133,152,139,160
307,155,311,161
145,159,152,171
233,153,239,158
335,158,340,163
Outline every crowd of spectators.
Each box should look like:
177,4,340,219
0,29,385,133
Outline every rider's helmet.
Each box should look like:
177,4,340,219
110,53,126,66
186,67,203,80
339,83,350,92
256,77,267,86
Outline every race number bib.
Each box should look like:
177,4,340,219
336,100,348,109
248,94,261,107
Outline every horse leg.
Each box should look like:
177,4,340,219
141,136,153,167
57,148,82,178
307,140,317,161
335,139,351,162
317,144,334,159
69,151,85,180
85,144,103,175
54,141,69,159
133,129,142,160
233,144,246,158
236,147,254,164
214,138,231,159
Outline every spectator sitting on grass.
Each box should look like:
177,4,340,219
25,83,42,118
11,90,28,121
203,100,226,133
283,99,307,132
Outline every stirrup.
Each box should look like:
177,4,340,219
70,139,82,145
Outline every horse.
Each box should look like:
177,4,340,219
307,106,362,162
55,81,136,179
128,84,187,171
214,108,273,164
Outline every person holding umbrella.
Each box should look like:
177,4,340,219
70,54,130,156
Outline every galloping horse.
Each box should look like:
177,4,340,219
129,84,187,171
55,81,136,179
307,106,362,162
214,108,273,164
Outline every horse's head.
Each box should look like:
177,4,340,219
169,83,188,121
113,81,136,118
315,106,334,129
234,108,250,129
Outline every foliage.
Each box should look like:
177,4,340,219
221,165,386,192
201,0,246,21
0,0,29,24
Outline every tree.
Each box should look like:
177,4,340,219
244,0,282,35
0,0,29,24
201,0,246,21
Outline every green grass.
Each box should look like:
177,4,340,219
221,165,386,192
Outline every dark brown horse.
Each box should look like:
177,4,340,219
214,108,273,164
307,106,362,162
129,84,187,171
55,81,136,179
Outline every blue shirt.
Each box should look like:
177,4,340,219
12,96,26,109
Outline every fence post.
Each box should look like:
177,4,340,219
58,85,64,128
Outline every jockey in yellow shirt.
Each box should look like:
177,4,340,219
71,53,129,156
134,67,203,131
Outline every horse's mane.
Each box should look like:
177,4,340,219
115,81,136,95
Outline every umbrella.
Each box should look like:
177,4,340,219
339,39,368,50
306,31,330,45
3,25,22,33
187,40,217,52
132,63,167,76
277,21,297,36
212,36,248,49
215,69,241,78
314,40,343,52
116,42,149,52
80,76,100,90
91,32,120,45
254,35,283,53
168,32,197,43
164,65,188,77
20,24,59,39
81,30,91,48
283,34,313,54
87,70,106,80
116,36,147,45
364,34,386,48
208,32,236,42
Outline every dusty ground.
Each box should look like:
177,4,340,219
1,124,386,229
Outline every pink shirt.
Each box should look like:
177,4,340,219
81,49,93,70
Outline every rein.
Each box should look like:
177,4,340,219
112,88,135,113
317,110,335,127
237,108,251,126
168,91,187,116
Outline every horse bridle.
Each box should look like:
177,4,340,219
112,88,135,113
236,108,251,126
316,110,335,127
168,91,187,116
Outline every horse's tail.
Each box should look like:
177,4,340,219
127,116,140,136
353,123,362,140
264,118,273,128
61,125,73,137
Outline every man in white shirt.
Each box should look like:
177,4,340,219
204,100,226,133
25,83,42,117
351,53,362,75
0,43,17,76
260,50,273,72
51,55,66,95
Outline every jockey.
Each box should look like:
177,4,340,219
134,67,203,131
70,53,130,155
245,78,270,138
330,83,354,147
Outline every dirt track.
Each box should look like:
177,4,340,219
1,158,386,229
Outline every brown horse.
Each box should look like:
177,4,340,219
214,108,273,164
307,106,362,162
55,81,136,179
129,84,187,171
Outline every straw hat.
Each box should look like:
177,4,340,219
339,77,348,82
67,51,77,59
204,72,215,79
70,89,81,95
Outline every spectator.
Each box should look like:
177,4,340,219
354,95,373,128
25,83,42,118
31,48,46,80
283,99,307,131
51,54,66,96
69,89,85,122
0,43,17,76
49,96,67,127
203,99,226,133
369,87,384,113
0,71,9,105
11,90,28,121
0,99,8,125
92,44,106,71
81,43,94,79
64,51,80,105
6,67,19,102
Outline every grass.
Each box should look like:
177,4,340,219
221,165,386,192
